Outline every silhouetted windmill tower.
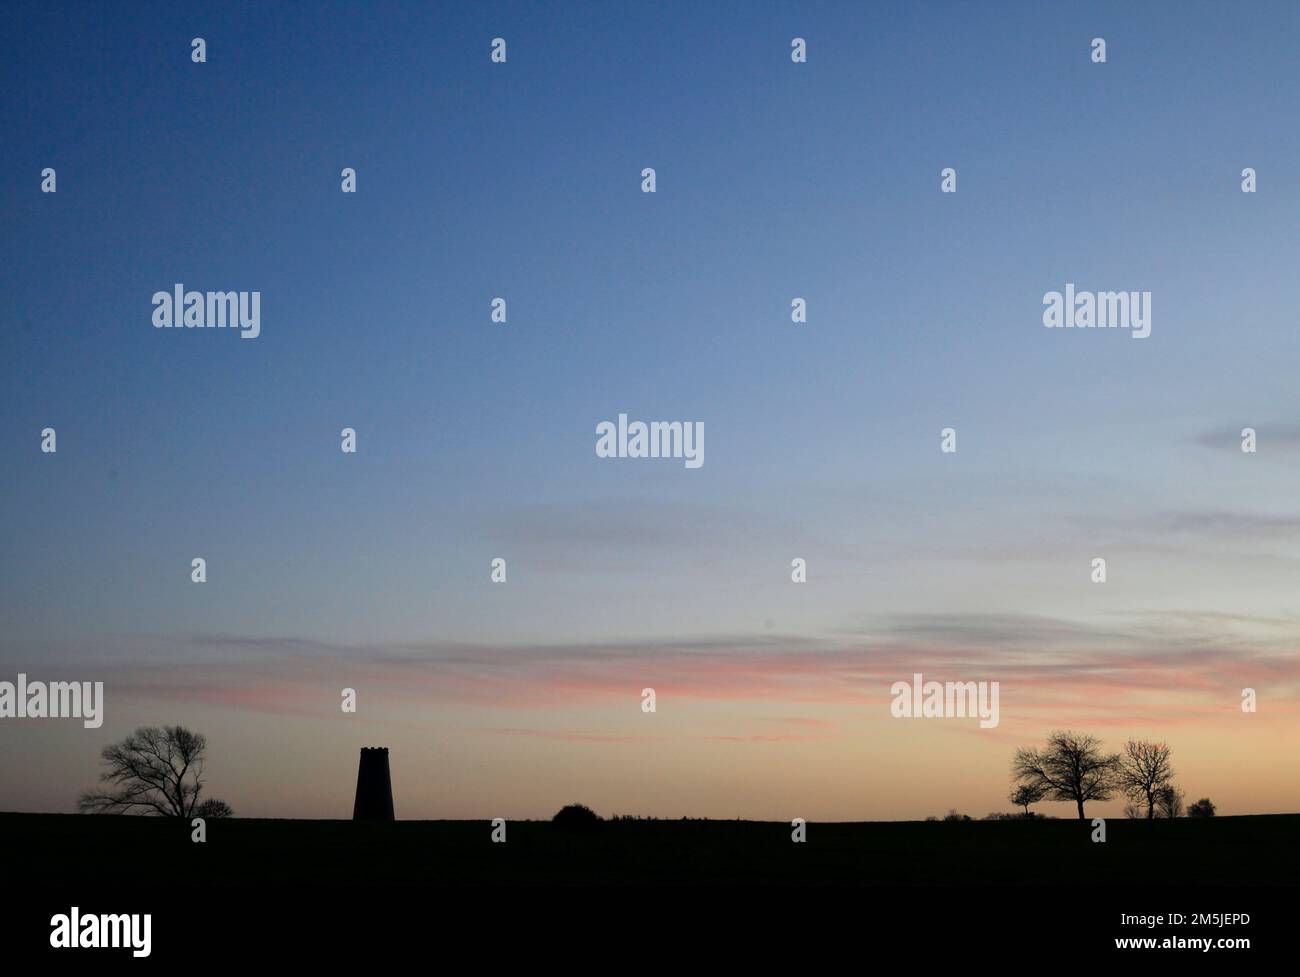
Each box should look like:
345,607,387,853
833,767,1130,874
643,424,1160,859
353,747,395,821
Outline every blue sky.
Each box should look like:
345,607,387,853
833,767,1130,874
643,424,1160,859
2,1,1298,819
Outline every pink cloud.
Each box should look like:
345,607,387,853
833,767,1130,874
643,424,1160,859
87,620,1298,731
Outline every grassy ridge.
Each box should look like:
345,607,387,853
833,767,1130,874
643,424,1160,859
3,812,1295,885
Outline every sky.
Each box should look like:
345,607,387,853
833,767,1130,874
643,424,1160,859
2,0,1298,821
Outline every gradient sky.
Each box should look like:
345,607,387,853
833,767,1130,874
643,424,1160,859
2,0,1298,821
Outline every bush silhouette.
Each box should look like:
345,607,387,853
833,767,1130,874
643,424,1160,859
195,798,234,819
1187,797,1216,818
552,803,602,831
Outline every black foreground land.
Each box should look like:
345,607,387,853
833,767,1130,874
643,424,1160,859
4,811,1296,885
6,812,1295,964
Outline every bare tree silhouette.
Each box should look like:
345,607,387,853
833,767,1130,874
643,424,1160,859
1154,785,1185,818
1009,783,1047,818
1117,739,1175,820
1012,730,1120,820
78,725,231,818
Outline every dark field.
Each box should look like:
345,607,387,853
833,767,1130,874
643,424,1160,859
5,812,1297,885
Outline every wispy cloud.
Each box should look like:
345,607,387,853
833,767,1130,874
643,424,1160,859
1158,511,1300,539
1196,424,1300,451
480,728,648,743
64,611,1298,730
